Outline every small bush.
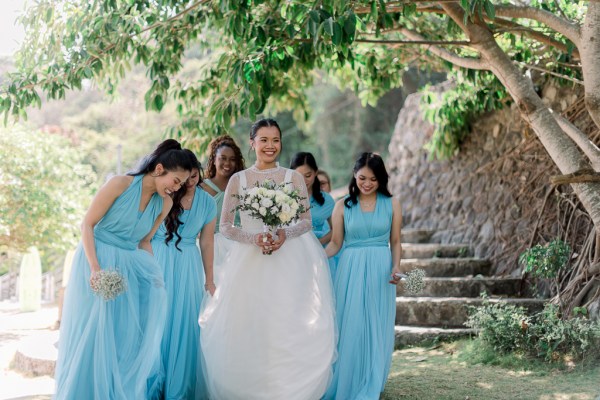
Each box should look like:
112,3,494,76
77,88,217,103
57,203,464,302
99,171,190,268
467,299,600,362
465,296,530,353
519,239,571,279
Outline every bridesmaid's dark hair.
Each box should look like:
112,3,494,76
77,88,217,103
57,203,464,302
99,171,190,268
128,139,194,176
290,152,325,206
165,150,204,251
344,152,392,208
250,118,281,140
206,135,246,179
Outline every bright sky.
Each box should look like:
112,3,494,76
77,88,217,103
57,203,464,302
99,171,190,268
0,0,26,56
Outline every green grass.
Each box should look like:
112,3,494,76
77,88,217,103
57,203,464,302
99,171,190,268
382,340,600,400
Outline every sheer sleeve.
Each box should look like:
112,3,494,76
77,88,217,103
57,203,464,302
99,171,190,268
219,173,257,245
283,170,313,239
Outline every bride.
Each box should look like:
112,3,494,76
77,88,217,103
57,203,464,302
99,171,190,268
199,118,336,400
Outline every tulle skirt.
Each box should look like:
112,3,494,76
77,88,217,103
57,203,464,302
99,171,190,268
54,241,166,400
213,232,234,267
148,240,207,400
199,232,336,400
323,246,396,400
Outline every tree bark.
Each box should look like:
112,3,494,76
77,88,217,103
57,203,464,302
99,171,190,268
442,3,600,232
581,0,600,130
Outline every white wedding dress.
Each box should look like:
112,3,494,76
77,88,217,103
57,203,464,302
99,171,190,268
199,165,336,400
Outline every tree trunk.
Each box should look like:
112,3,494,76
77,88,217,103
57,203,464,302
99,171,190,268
581,0,600,130
442,4,600,232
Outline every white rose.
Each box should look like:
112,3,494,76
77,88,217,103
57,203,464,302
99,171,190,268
248,187,259,196
266,189,276,197
258,187,268,196
252,202,260,210
290,201,299,211
279,212,292,223
281,203,291,214
259,207,267,216
270,206,278,214
260,198,274,208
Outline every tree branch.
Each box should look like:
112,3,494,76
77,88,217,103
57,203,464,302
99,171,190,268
495,5,581,48
492,17,580,59
398,28,488,70
581,0,600,132
553,113,600,171
355,38,471,46
515,61,583,85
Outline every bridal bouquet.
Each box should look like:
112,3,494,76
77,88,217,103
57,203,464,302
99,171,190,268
90,269,128,301
235,179,307,249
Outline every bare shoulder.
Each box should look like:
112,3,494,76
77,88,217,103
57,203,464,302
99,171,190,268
101,175,134,195
333,198,345,215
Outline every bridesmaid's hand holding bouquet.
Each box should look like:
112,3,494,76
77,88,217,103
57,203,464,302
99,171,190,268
90,269,128,301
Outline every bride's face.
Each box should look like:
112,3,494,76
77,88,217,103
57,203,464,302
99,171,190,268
251,126,281,163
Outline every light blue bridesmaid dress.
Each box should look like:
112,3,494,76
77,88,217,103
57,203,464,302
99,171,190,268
323,193,396,400
54,174,167,400
149,187,216,400
309,192,338,278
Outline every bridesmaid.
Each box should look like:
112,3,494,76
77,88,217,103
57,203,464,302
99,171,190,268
54,139,193,400
317,169,332,194
148,150,217,399
324,152,403,400
200,135,245,264
290,152,337,276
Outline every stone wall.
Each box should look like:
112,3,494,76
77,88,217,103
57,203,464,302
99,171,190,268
388,82,581,275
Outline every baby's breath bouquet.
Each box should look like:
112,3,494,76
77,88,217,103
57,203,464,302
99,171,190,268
397,268,426,295
235,179,307,253
90,269,128,301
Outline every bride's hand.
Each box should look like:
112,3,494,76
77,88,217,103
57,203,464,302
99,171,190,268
269,229,287,253
254,233,274,254
204,282,216,296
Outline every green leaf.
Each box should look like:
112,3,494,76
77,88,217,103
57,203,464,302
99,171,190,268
483,0,495,19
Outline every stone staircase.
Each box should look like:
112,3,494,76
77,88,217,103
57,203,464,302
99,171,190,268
395,229,545,347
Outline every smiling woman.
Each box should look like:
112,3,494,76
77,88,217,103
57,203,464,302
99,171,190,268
54,139,194,400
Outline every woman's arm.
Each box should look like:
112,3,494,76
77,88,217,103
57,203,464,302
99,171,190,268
318,217,334,245
140,195,174,255
199,217,216,295
219,174,270,249
325,200,345,258
81,176,132,278
389,197,403,285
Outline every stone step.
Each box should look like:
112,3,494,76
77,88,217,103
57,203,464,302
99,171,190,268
395,297,545,328
394,325,475,348
12,330,58,376
398,277,523,298
401,229,436,244
402,243,472,259
400,258,491,278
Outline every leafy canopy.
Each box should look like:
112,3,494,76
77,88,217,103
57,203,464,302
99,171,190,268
0,0,585,153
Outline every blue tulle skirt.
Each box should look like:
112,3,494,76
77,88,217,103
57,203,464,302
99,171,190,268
54,241,167,400
324,246,396,400
148,239,207,400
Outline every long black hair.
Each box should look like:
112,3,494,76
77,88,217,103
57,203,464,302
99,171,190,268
344,152,392,208
290,152,325,206
128,139,194,176
164,150,203,251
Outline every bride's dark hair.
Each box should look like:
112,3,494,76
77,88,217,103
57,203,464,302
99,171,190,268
164,150,203,251
344,152,392,208
250,118,281,140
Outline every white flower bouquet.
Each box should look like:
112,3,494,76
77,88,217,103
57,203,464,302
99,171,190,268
234,179,307,250
90,269,128,301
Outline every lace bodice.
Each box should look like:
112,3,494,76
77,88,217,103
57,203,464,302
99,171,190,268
219,165,312,244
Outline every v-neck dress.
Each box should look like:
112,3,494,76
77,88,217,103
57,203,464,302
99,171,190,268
323,193,396,400
55,174,168,400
